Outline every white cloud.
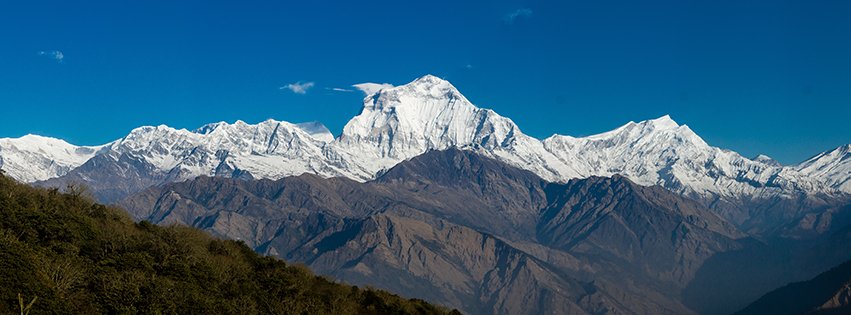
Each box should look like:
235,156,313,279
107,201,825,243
280,81,315,94
352,82,394,95
504,8,533,24
38,50,65,62
331,87,354,92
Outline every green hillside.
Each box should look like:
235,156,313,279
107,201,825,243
0,172,456,314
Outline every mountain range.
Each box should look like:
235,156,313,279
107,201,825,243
117,149,745,314
1,76,848,203
115,148,851,314
1,74,850,314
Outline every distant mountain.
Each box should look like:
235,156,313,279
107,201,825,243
36,120,344,202
335,75,580,183
0,134,105,182
735,259,851,315
119,149,750,314
2,74,849,230
797,144,851,194
754,154,782,167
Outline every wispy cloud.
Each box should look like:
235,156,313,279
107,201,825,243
504,8,533,24
330,87,354,92
352,82,394,95
465,64,473,70
37,50,65,63
280,81,315,94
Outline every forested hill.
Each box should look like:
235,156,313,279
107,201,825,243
0,171,456,314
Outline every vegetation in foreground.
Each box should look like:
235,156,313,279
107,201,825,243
0,172,457,314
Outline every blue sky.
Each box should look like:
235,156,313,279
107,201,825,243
1,0,849,164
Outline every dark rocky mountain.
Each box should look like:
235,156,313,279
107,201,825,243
372,148,549,241
682,202,851,315
539,175,743,289
36,151,254,204
119,149,758,314
37,152,169,203
735,259,851,315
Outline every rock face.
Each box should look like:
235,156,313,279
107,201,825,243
735,259,851,315
120,149,750,315
538,175,743,288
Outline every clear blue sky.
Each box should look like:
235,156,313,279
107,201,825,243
1,0,849,164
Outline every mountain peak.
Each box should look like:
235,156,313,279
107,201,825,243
346,75,478,126
796,143,851,192
584,114,685,142
195,121,228,134
372,74,463,104
753,154,782,167
412,74,448,84
3,134,72,146
408,74,455,90
338,75,526,172
644,114,680,130
0,133,105,183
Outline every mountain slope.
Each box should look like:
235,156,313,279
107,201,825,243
373,148,549,240
542,116,845,231
0,172,454,314
735,259,851,315
539,175,743,288
119,175,610,314
797,144,851,194
119,149,751,314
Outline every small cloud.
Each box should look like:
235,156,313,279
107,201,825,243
37,50,65,63
465,64,473,69
504,8,533,24
280,81,315,94
353,82,394,95
330,87,354,92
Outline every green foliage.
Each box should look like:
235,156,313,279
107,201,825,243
0,174,457,314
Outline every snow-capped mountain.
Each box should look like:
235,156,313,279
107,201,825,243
542,116,830,200
331,75,840,201
104,119,350,181
0,134,106,182
753,154,782,167
1,74,849,205
797,144,851,193
335,74,581,181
